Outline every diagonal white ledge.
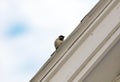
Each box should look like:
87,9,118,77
30,0,120,82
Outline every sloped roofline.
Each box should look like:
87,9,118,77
30,0,120,82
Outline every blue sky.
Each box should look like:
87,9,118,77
0,0,99,82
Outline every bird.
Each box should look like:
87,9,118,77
54,35,65,49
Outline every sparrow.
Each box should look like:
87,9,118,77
54,35,65,49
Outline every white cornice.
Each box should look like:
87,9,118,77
30,0,120,82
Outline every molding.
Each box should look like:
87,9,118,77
30,0,120,82
71,24,120,82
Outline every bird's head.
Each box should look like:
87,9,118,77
59,35,64,40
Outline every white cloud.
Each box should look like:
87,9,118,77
0,0,99,82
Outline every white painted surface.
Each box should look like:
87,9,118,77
30,0,120,82
50,0,120,82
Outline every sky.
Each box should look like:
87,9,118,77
0,0,99,82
